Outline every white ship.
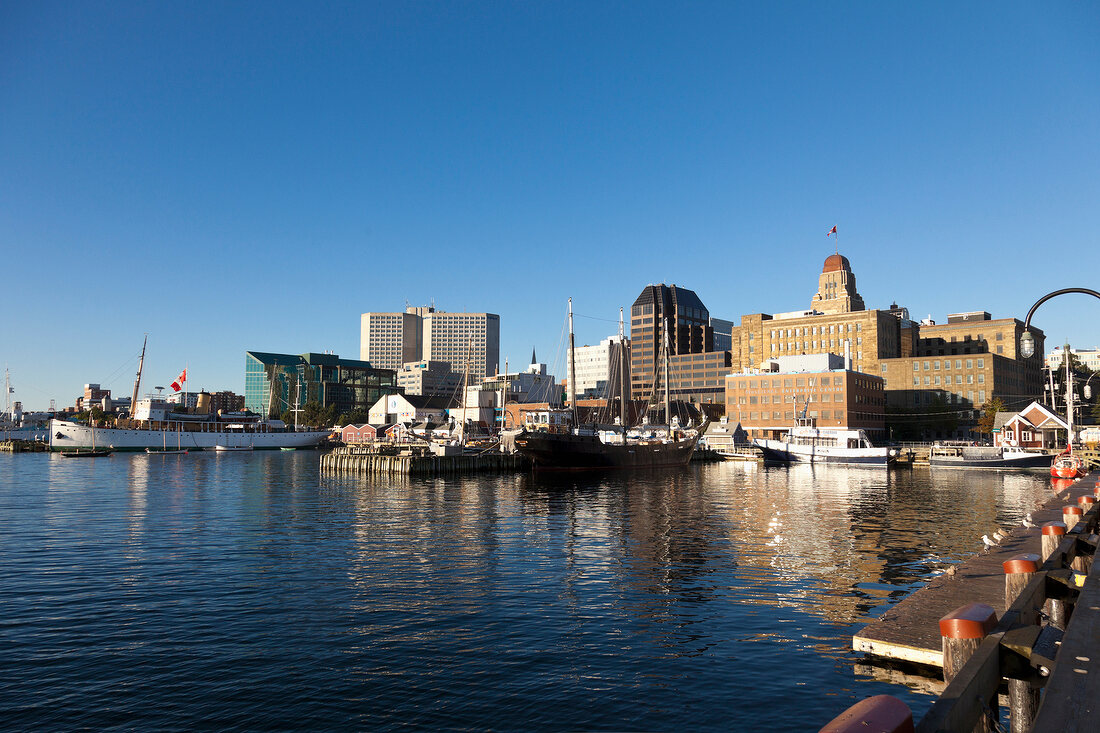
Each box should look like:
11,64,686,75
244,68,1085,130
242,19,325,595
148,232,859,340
753,417,897,466
50,407,329,452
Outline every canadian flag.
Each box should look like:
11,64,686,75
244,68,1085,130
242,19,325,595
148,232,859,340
827,225,837,237
170,368,187,392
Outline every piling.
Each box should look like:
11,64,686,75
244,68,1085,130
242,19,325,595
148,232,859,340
1063,505,1083,532
938,602,997,683
1041,522,1067,563
1003,554,1041,731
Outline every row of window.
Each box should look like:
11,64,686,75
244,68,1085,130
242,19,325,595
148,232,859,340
911,358,985,371
770,323,861,339
742,410,846,421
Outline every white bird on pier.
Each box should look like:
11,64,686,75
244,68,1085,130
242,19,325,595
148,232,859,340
981,534,998,550
993,530,1006,543
1022,513,1036,529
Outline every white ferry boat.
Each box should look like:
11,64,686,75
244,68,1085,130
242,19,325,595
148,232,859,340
50,397,329,452
753,417,897,466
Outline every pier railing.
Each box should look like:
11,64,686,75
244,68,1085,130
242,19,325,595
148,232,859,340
821,490,1100,733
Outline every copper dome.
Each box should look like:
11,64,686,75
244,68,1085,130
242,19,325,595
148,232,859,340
822,253,851,273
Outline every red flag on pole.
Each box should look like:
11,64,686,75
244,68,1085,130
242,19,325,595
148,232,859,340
827,225,837,237
170,368,187,392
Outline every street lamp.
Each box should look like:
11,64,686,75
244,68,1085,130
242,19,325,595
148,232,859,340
1019,287,1100,359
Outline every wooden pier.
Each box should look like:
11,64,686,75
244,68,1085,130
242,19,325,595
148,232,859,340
0,439,48,452
825,474,1100,732
320,445,529,476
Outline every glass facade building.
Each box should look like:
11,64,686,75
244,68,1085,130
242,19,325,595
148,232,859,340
245,351,398,418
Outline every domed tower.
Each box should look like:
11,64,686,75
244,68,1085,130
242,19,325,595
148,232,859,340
810,253,865,315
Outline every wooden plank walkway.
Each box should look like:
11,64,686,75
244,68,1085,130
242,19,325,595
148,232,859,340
854,474,1098,667
1030,536,1100,728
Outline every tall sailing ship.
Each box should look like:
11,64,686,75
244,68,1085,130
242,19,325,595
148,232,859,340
513,300,706,470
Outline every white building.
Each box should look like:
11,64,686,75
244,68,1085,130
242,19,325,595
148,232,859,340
396,360,463,397
368,394,451,426
567,336,629,399
360,305,500,380
1046,346,1100,372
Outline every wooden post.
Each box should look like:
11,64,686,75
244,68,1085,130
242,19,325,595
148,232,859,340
939,602,998,682
818,695,913,733
1003,554,1041,733
1062,505,1083,532
1040,522,1066,563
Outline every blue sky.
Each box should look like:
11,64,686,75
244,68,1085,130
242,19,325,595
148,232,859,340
2,2,1098,410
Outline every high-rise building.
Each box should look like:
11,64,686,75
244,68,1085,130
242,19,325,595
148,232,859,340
629,284,714,400
359,311,421,371
360,305,500,381
568,336,629,399
245,351,398,418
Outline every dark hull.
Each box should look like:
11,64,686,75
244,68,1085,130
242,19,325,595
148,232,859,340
515,431,700,471
930,454,1053,469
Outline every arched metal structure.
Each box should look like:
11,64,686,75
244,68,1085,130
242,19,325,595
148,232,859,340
1019,288,1100,358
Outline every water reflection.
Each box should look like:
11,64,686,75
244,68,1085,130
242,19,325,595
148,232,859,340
1,452,1055,731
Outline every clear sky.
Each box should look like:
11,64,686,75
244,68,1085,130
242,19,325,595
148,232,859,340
3,2,1098,411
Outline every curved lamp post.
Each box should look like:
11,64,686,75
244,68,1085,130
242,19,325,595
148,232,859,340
1019,288,1100,358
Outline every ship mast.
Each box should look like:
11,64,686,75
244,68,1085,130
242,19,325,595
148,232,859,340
568,298,577,426
618,308,627,427
663,316,671,427
130,335,147,417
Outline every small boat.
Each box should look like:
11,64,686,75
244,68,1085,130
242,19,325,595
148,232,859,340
930,443,1052,470
146,447,188,454
279,447,297,452
1051,446,1082,479
62,448,113,458
214,444,253,452
753,417,897,466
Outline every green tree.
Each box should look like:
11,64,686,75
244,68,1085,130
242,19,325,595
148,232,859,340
977,397,1006,437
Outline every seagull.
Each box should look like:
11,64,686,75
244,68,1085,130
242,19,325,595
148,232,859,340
1022,513,1036,529
981,534,998,550
993,531,1006,543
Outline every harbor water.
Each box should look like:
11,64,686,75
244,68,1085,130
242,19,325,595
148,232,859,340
0,452,1056,731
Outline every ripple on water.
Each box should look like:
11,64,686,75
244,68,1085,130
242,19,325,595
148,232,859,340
0,453,1053,731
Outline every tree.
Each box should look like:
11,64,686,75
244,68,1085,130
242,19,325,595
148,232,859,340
977,397,1006,437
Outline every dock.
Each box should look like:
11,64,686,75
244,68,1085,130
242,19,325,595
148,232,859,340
321,445,529,476
825,473,1100,732
0,439,49,452
854,476,1096,667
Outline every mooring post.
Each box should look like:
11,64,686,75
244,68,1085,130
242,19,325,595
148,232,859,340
817,694,913,733
1003,554,1042,733
938,602,998,683
1062,505,1083,532
1040,522,1066,563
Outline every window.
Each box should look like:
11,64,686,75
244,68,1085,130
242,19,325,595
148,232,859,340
934,376,941,385
978,374,984,384
934,360,940,370
977,359,984,368
913,363,920,372
924,361,930,370
967,375,974,384
955,360,962,369
913,377,920,386
966,359,973,369
997,346,1004,354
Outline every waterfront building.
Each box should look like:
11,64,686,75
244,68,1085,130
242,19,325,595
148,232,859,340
367,393,451,426
878,312,1045,439
166,392,199,409
396,360,464,399
993,402,1068,449
478,356,561,428
567,337,629,399
245,351,398,418
360,305,500,381
724,353,886,440
1046,345,1100,372
726,255,912,376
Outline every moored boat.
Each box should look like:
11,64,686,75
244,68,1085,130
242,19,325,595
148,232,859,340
753,417,897,466
929,443,1052,470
